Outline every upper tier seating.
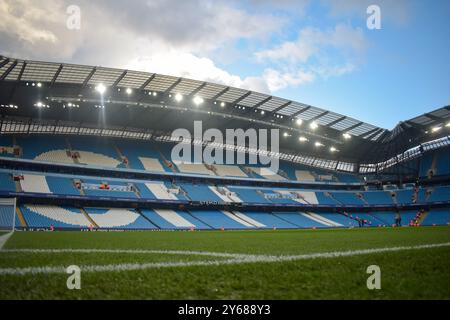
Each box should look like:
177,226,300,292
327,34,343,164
420,147,450,177
247,167,286,181
295,170,316,181
139,157,166,172
17,135,69,161
213,164,248,177
4,134,369,182
0,135,15,158
175,163,214,175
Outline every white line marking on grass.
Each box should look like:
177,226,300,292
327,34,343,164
0,249,258,259
0,242,449,276
0,232,13,250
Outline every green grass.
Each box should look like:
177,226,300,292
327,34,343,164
1,227,449,299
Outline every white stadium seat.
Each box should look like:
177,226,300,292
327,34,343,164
20,174,52,194
76,151,121,167
34,150,74,164
139,157,166,172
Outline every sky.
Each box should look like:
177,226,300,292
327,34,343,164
0,0,449,129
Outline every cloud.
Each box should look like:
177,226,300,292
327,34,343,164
262,68,315,92
255,23,367,91
0,0,287,93
126,51,271,93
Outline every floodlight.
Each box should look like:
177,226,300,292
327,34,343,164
310,121,318,130
295,118,303,126
193,96,204,105
343,133,352,140
95,83,106,94
431,126,442,133
315,141,324,147
299,136,308,142
174,93,183,102
126,88,133,95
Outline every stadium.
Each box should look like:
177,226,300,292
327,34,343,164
0,54,449,300
0,1,450,304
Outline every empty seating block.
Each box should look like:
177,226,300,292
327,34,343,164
363,191,394,205
85,207,155,229
0,173,15,192
21,205,90,228
20,174,51,194
213,165,248,177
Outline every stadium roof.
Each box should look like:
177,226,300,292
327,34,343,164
0,56,387,141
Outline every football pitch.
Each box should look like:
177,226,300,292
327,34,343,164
0,227,449,300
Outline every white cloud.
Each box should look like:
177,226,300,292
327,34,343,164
254,23,367,91
126,51,271,93
262,68,315,92
0,0,286,93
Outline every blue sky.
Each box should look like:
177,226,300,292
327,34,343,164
1,0,449,129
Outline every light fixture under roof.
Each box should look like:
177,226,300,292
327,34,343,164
295,118,303,126
315,141,324,147
310,121,318,130
220,102,225,107
174,93,183,102
126,88,133,95
446,122,450,127
193,96,204,106
343,133,352,140
95,83,106,94
298,136,308,142
431,126,442,133
330,146,338,152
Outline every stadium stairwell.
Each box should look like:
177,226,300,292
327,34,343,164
15,207,27,228
417,211,429,226
158,150,177,173
80,208,99,228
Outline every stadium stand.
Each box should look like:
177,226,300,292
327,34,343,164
0,57,448,232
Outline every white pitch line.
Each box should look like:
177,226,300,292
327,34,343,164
0,248,259,259
0,232,13,250
0,242,449,276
